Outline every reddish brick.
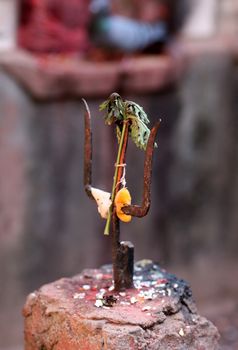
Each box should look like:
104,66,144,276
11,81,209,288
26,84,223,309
23,268,220,349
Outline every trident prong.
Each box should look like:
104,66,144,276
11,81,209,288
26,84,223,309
82,98,93,200
122,121,161,217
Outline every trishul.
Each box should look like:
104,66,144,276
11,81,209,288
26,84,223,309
83,94,161,291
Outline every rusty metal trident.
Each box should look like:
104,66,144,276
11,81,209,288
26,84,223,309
82,94,161,291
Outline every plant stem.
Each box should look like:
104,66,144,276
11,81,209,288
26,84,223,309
104,121,129,235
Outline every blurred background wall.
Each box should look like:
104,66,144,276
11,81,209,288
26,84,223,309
0,0,238,349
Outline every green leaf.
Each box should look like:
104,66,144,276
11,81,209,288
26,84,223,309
100,93,156,150
99,94,125,125
129,116,151,150
99,100,109,111
126,101,150,125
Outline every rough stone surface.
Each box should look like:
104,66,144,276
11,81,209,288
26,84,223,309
23,262,219,349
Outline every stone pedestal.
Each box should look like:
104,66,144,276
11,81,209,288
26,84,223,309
23,261,219,349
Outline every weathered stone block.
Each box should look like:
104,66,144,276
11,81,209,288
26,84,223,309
23,262,219,349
